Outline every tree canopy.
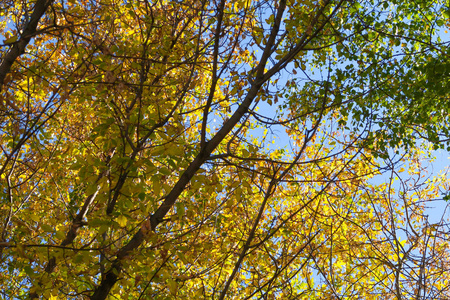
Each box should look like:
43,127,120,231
1,0,450,299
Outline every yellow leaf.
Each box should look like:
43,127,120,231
116,215,127,227
167,278,178,295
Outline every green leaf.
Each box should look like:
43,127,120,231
41,224,54,232
4,36,18,44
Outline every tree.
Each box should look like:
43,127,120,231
1,0,449,299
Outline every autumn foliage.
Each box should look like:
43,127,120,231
1,0,450,299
